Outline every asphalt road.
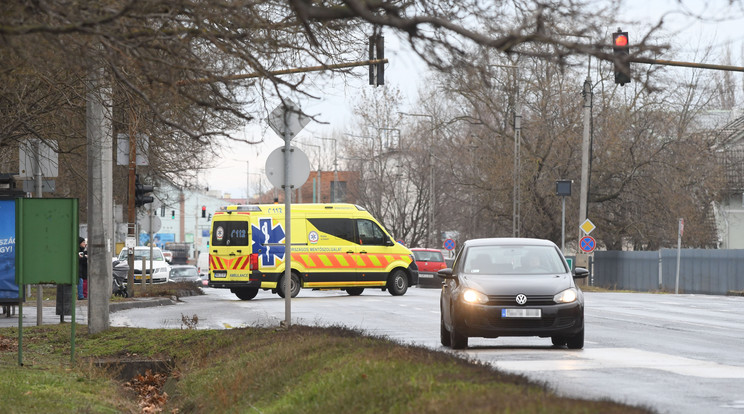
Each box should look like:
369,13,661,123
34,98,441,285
7,287,742,413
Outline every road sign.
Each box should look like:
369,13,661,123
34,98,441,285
265,146,311,189
267,99,310,140
579,236,596,253
139,215,162,234
580,219,596,235
566,257,573,270
444,238,456,251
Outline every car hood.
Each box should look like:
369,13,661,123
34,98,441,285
461,273,574,296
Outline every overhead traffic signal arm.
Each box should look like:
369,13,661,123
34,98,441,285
612,30,631,86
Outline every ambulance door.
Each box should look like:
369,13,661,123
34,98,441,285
304,218,358,286
355,218,394,285
210,218,251,281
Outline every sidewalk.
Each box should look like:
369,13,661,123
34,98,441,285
0,297,175,328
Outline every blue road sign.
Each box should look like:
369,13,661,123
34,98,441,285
579,236,596,253
444,238,456,251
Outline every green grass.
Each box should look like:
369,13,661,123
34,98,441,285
0,324,652,414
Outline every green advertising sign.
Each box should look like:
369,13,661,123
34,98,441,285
15,198,78,285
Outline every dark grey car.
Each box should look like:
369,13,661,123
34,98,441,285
438,238,589,349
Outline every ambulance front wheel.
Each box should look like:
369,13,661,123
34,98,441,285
387,269,409,296
277,272,301,298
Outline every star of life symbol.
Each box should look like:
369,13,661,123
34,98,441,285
252,218,285,267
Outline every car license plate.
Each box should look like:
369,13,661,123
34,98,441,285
502,308,541,318
419,273,434,278
213,270,227,278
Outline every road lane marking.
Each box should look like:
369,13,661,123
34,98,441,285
481,348,744,379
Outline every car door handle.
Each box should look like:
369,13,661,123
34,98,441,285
359,251,368,254
346,250,354,254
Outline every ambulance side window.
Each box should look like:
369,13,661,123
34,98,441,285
211,221,249,246
356,219,387,246
307,218,355,243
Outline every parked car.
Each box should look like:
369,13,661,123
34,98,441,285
410,248,447,288
168,265,201,285
438,238,589,350
115,246,170,284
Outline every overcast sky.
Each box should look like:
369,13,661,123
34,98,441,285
202,0,744,199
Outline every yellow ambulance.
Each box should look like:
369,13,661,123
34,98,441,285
207,203,419,300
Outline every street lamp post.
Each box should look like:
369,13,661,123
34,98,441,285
488,63,521,237
399,112,436,248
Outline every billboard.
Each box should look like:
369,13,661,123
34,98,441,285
0,199,19,300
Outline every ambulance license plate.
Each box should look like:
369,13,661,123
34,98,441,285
419,273,434,278
213,271,227,278
501,308,541,319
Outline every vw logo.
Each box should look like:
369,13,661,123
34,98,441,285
515,294,527,305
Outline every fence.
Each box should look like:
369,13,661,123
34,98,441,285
592,249,744,295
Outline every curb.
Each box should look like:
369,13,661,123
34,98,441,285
109,297,176,313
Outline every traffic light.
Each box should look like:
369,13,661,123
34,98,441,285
201,205,206,218
171,210,175,219
368,35,384,86
612,30,630,86
134,174,154,207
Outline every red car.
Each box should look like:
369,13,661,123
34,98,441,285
410,248,447,288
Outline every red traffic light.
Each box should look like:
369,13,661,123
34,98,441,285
613,34,628,47
201,205,206,218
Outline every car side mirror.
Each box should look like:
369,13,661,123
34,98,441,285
573,267,589,279
437,268,455,279
385,238,395,246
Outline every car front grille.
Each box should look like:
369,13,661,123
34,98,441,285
487,294,555,306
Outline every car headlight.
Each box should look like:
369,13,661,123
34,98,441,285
462,289,488,304
154,267,168,275
554,288,578,303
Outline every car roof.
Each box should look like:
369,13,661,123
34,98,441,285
170,265,196,268
463,238,558,248
410,248,443,253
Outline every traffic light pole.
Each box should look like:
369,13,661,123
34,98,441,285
628,56,744,73
127,115,137,298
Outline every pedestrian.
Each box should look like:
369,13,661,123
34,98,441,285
78,237,88,299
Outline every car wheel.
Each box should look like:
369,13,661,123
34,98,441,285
566,327,584,349
551,336,567,347
233,287,259,301
386,269,408,296
277,272,301,298
346,287,364,296
440,315,451,347
449,307,468,349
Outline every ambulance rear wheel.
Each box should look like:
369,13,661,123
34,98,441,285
387,269,408,296
232,287,258,301
346,287,364,296
277,272,301,298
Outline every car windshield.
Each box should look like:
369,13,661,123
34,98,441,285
463,245,566,275
171,267,197,278
413,251,444,262
118,249,165,261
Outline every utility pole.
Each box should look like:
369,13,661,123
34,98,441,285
86,65,113,333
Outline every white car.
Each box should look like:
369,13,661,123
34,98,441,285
115,246,171,284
